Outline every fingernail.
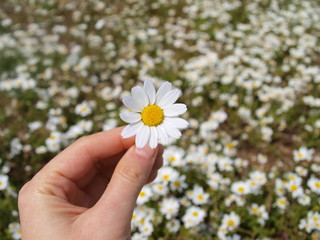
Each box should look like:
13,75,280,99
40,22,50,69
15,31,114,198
135,145,157,159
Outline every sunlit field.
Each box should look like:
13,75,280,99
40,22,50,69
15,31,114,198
1,0,320,239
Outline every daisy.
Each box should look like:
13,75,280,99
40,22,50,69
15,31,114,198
231,181,251,195
160,197,180,219
163,146,185,166
170,175,188,192
293,146,314,162
0,174,9,191
298,195,311,206
207,173,222,190
307,177,320,194
274,197,288,210
28,121,43,132
221,211,241,232
182,206,206,229
156,166,179,184
138,221,154,237
165,219,180,233
152,183,168,196
137,186,152,205
286,181,304,198
10,138,23,156
8,222,22,240
75,101,92,117
120,80,188,148
189,185,209,205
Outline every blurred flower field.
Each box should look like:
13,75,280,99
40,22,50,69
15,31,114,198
1,0,320,239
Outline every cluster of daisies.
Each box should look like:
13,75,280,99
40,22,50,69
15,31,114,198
129,143,320,239
1,0,320,239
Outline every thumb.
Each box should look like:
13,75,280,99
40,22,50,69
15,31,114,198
89,145,158,233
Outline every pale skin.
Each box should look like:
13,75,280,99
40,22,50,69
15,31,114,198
18,127,164,240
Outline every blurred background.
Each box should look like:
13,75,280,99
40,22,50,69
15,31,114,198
0,0,320,239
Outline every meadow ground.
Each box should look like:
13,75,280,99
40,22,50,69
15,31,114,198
0,0,320,239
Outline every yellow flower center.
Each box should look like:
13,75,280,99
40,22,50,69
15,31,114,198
226,142,234,149
290,185,298,191
139,191,146,197
279,199,286,205
163,175,170,181
141,105,164,127
297,153,303,158
227,220,235,227
315,182,320,188
174,181,181,187
192,212,199,217
60,118,67,124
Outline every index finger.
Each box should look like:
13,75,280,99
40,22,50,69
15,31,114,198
45,127,135,182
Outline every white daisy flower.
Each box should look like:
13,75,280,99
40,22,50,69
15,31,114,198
231,181,251,195
160,197,180,219
182,206,206,229
120,80,188,148
0,174,9,191
307,177,320,194
221,211,241,232
75,101,92,117
137,186,153,205
8,222,22,240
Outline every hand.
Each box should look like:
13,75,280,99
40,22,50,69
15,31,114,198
18,127,163,240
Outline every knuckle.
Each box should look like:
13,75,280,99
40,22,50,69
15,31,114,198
76,135,90,146
117,164,144,184
75,135,96,160
18,181,32,206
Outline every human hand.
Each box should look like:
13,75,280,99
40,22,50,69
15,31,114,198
18,127,163,240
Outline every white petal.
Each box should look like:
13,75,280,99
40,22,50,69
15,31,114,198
157,124,168,145
163,103,187,117
131,86,149,108
158,89,181,109
120,112,141,123
149,127,158,149
123,96,144,112
164,117,189,129
163,122,181,139
156,81,172,104
136,125,150,148
144,80,156,105
121,121,143,138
